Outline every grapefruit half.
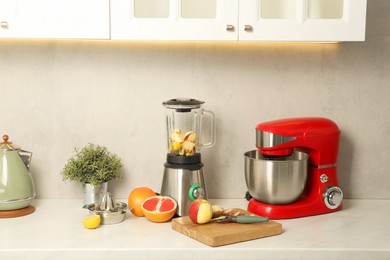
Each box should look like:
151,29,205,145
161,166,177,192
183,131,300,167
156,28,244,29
141,196,177,223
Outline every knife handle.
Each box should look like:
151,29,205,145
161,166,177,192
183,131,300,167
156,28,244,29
236,216,269,224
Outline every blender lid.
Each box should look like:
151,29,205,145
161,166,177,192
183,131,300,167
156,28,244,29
0,135,21,151
163,98,204,109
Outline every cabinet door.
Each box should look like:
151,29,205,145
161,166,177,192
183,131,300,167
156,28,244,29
239,0,367,41
111,0,238,41
0,0,109,39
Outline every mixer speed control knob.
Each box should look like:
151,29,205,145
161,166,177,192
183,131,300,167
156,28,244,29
324,186,343,209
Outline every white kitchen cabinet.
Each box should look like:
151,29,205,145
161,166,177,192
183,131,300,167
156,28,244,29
111,0,366,42
239,0,367,41
0,0,109,39
110,0,239,41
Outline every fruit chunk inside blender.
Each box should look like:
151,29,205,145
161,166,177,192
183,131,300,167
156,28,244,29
170,129,196,156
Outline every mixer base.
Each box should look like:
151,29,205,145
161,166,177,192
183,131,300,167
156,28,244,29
247,198,342,219
0,206,35,218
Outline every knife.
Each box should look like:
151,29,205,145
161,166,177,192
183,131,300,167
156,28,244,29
214,216,269,224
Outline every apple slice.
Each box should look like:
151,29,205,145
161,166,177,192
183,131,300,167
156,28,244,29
182,140,195,156
182,140,195,151
171,129,184,143
184,131,196,143
185,149,195,156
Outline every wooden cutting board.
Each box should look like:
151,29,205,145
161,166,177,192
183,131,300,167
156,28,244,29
171,208,282,247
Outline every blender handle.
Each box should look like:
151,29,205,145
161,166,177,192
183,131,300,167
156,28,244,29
202,110,216,148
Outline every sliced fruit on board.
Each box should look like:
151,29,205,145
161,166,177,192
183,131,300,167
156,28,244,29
188,199,213,224
141,196,177,223
172,208,282,247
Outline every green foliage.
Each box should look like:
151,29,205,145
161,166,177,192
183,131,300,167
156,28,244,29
61,143,123,188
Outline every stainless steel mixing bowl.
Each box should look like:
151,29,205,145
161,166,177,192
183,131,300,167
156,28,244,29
244,150,309,204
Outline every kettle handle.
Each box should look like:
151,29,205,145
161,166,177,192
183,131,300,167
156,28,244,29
19,150,33,171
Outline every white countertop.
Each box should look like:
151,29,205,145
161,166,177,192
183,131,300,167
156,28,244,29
1,199,389,260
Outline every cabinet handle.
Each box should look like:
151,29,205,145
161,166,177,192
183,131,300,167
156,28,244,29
244,25,253,32
226,24,235,32
1,21,9,29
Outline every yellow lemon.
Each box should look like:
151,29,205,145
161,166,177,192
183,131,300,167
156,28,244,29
171,141,182,152
82,215,101,229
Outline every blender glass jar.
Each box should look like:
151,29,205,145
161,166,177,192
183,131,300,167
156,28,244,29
163,98,215,156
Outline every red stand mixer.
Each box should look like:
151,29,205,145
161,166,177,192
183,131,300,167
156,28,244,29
245,117,343,219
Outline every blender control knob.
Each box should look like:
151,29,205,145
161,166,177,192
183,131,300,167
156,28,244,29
324,186,343,209
189,184,205,201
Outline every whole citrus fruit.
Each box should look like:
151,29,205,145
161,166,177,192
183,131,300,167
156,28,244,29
141,195,177,223
128,187,156,217
82,215,101,229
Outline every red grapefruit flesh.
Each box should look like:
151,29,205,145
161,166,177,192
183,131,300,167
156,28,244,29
141,196,177,223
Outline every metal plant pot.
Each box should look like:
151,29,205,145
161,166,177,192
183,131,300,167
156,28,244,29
82,182,108,208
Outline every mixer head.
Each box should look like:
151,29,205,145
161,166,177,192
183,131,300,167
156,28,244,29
256,130,296,157
255,117,340,166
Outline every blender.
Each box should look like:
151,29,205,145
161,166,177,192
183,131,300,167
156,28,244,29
161,98,215,216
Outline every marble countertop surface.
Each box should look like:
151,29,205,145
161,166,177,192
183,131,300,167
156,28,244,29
1,199,389,260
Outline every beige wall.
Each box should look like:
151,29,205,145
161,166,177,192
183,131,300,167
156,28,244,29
1,0,389,200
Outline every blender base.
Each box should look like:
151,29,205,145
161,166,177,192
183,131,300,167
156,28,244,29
161,166,207,217
247,196,342,219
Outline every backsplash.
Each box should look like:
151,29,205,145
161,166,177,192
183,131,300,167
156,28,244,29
1,0,388,200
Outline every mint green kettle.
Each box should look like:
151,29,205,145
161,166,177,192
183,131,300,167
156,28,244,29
0,135,35,210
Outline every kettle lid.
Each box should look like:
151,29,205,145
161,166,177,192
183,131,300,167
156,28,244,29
0,135,21,151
